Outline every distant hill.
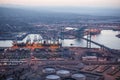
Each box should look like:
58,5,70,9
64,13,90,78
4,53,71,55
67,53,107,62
0,7,120,32
0,7,85,32
0,7,69,32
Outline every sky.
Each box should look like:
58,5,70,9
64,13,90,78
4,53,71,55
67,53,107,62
0,0,120,9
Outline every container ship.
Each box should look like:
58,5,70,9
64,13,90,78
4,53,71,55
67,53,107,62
11,40,62,51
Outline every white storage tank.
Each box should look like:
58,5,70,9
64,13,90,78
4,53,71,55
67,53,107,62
6,77,14,80
72,73,86,80
43,68,56,74
46,75,60,80
56,70,70,77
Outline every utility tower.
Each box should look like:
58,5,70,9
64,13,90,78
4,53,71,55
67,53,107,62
86,30,92,48
60,26,64,40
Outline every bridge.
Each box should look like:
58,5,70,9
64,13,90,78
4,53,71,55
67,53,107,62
82,37,120,56
75,26,120,56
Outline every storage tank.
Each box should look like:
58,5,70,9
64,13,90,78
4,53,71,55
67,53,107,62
46,75,60,80
43,68,56,74
6,77,14,80
56,70,70,77
72,73,86,80
77,63,84,69
62,78,76,80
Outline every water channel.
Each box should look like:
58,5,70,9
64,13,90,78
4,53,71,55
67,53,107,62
0,30,120,49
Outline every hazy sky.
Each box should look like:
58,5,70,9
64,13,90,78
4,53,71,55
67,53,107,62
0,0,120,8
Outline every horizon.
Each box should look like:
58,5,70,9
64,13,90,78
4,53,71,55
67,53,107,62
0,4,120,17
0,0,120,9
0,0,120,17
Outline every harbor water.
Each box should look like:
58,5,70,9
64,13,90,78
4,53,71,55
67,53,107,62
0,30,120,49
